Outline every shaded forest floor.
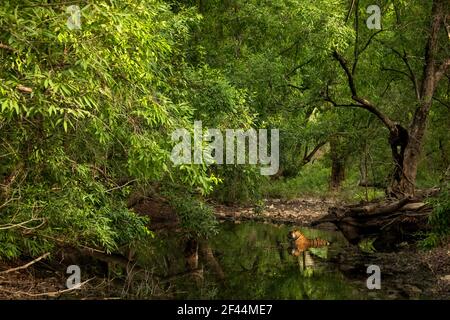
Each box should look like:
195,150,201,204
0,197,449,299
337,242,450,299
0,262,125,299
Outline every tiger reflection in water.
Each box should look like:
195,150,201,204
288,230,330,269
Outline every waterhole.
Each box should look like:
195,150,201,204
143,221,392,299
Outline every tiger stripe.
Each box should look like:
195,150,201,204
288,230,330,255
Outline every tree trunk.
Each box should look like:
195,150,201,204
388,104,432,197
392,135,421,197
330,137,345,191
184,238,199,271
388,0,448,197
332,0,448,198
387,124,412,197
199,241,225,280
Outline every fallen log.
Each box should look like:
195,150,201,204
311,195,434,250
347,197,412,216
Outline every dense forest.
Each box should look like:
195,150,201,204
0,0,449,299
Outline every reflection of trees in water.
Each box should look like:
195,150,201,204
297,251,315,271
143,222,361,299
206,222,360,299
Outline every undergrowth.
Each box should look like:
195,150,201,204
419,183,450,249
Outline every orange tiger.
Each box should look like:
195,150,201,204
288,230,330,257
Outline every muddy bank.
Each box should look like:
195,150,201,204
0,256,130,299
331,243,450,299
214,198,337,226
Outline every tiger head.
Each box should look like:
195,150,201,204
288,230,303,241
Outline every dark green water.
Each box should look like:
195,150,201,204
142,221,384,299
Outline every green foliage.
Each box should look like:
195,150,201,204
169,193,219,238
212,165,266,204
0,0,448,268
0,169,152,259
420,184,450,249
261,162,329,199
0,0,215,259
358,238,377,253
177,65,255,128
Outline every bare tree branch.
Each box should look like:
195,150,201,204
0,252,50,274
332,51,397,132
0,278,94,298
345,0,356,24
388,47,420,100
302,141,326,165
352,0,360,75
350,3,384,75
17,85,33,94
358,30,384,57
333,51,357,96
105,179,137,193
0,43,15,52
0,197,20,210
323,93,359,108
435,57,450,83
287,84,308,92
381,67,412,80
381,77,399,97
433,96,450,109
0,218,45,230
285,58,314,78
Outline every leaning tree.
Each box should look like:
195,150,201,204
326,0,449,198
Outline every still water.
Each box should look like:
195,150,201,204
144,221,384,299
